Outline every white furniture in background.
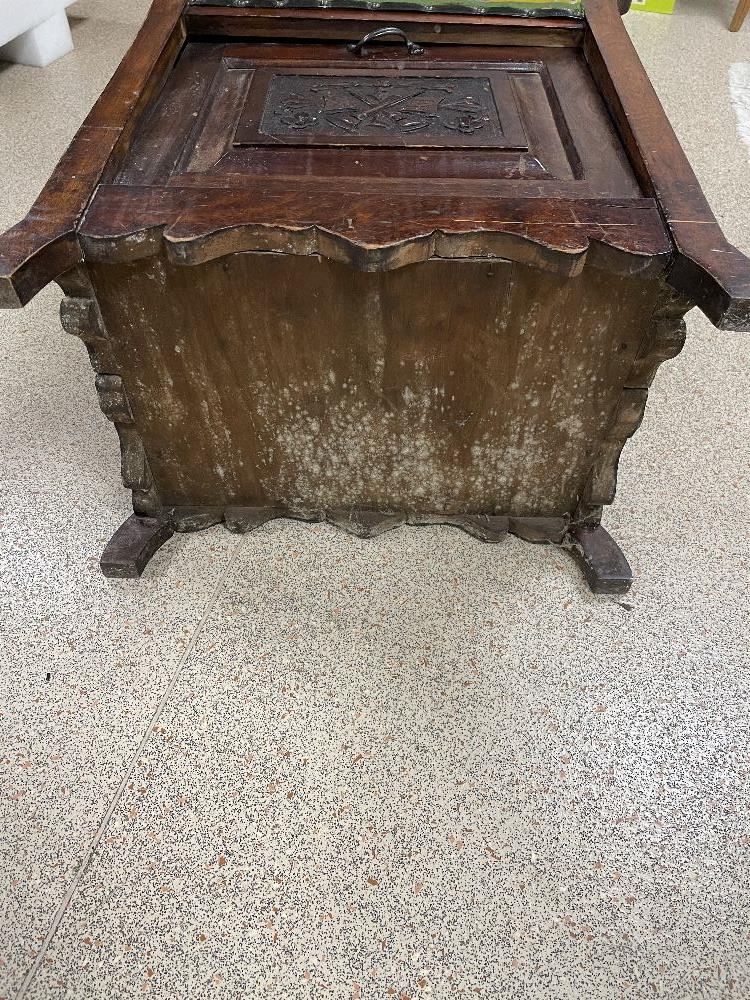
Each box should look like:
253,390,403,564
0,0,75,67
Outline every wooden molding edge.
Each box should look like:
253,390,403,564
160,505,571,545
80,188,670,277
0,0,188,309
79,218,668,277
164,222,667,276
576,281,692,522
98,508,634,593
583,0,750,331
666,228,750,331
57,266,164,517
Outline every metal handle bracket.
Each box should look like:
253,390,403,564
347,27,425,57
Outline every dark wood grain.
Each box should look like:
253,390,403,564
0,0,187,308
81,184,670,275
86,250,665,517
110,41,639,197
0,129,117,308
583,0,750,330
100,515,174,578
185,6,585,45
568,525,633,595
2,0,747,593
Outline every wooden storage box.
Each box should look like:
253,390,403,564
1,0,748,592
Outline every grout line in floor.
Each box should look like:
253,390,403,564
14,532,246,1000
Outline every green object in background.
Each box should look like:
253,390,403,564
631,0,676,13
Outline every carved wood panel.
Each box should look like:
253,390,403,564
110,42,641,194
235,68,528,149
574,283,693,524
57,267,163,518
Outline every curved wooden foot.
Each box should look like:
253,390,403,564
100,515,174,579
568,525,633,595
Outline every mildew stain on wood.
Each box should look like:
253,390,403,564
86,250,663,518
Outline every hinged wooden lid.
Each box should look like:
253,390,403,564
74,38,667,279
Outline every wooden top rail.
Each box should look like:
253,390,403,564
1,0,748,330
0,0,186,308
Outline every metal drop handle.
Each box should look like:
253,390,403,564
347,27,425,57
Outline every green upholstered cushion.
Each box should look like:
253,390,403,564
188,0,584,16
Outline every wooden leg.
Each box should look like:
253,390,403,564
730,0,750,31
100,515,174,579
568,525,633,596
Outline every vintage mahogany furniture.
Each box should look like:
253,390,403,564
1,0,748,593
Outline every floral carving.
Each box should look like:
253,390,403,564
262,75,498,139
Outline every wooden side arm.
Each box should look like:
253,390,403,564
0,0,187,309
584,0,750,331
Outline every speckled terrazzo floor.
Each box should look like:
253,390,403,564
0,2,749,998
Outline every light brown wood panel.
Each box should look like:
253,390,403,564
90,251,661,516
